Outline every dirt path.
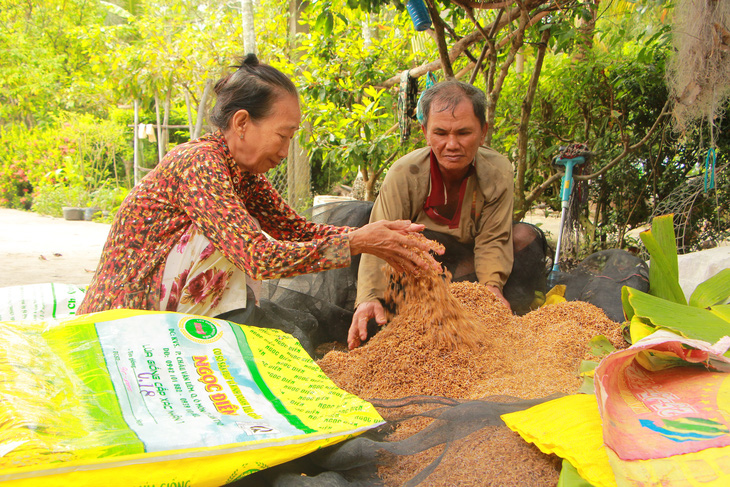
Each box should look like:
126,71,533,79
0,208,110,288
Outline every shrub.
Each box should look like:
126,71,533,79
0,112,132,215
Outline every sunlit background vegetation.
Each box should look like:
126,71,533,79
0,0,727,259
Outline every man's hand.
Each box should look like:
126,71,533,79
348,300,387,350
486,284,511,310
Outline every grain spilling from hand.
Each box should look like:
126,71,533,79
382,236,497,351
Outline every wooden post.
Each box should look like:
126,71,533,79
133,100,140,186
185,92,194,140
286,0,311,210
287,136,310,210
154,95,164,164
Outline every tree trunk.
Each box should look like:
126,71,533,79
289,0,309,52
425,0,455,78
184,91,194,140
154,95,164,164
362,13,375,48
286,0,311,208
514,28,551,220
193,80,213,140
573,0,599,63
162,89,171,154
241,0,256,54
485,7,529,146
362,167,378,202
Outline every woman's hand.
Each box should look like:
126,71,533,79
347,220,443,274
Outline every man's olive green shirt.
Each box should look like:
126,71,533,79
355,146,514,307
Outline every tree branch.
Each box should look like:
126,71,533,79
424,0,455,77
515,28,550,210
574,99,673,181
379,0,546,88
452,0,518,9
524,99,673,206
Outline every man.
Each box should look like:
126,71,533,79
348,80,544,349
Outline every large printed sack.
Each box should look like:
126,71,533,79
0,309,383,486
594,329,730,485
503,330,730,487
502,394,616,487
0,283,86,321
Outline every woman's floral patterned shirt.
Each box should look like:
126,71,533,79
79,131,351,314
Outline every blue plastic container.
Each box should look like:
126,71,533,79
406,0,432,32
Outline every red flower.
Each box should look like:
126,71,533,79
166,268,190,311
200,242,216,261
176,232,191,253
181,268,231,307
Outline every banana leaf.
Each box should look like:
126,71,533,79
624,287,730,344
711,304,730,322
690,268,730,308
588,335,615,356
639,214,686,305
557,459,597,487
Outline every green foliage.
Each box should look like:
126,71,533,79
90,1,242,107
622,214,730,345
0,113,131,213
0,124,64,210
495,0,727,257
0,0,724,254
290,2,423,197
0,0,108,126
32,184,129,220
32,186,92,218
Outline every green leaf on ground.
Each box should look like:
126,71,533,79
558,459,596,487
625,287,730,344
588,335,616,357
690,269,730,308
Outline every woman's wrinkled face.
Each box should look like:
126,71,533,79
229,94,301,174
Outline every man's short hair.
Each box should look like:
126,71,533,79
419,80,487,129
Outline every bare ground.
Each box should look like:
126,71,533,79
0,208,110,288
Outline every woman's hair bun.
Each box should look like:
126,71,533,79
210,53,297,130
241,53,259,67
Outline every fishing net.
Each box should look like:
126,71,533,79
228,394,564,487
229,257,627,486
667,0,730,134
648,160,729,255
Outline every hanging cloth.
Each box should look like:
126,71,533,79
415,72,438,126
398,71,419,142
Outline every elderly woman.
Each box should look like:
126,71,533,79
79,54,439,321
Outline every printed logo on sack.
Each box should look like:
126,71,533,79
179,317,222,343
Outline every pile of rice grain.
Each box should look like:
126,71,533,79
317,269,624,486
319,280,624,400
